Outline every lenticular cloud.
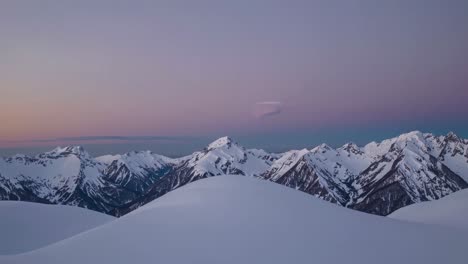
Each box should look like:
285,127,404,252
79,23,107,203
253,102,283,119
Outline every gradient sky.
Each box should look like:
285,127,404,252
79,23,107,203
1,0,468,156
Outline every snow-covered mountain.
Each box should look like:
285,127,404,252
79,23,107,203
261,143,372,205
1,131,467,216
2,176,466,264
0,147,172,214
352,132,467,215
262,131,468,215
0,146,109,210
98,151,175,194
174,136,277,179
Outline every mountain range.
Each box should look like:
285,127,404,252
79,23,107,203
1,131,467,216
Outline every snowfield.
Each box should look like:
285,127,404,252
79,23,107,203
0,201,114,255
389,189,468,230
2,176,467,264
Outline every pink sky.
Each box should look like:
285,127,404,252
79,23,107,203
1,1,468,150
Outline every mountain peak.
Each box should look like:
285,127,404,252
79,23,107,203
47,146,90,158
311,143,333,153
126,150,153,156
397,130,424,140
445,131,460,142
391,131,427,148
341,142,359,149
207,136,235,150
340,142,363,155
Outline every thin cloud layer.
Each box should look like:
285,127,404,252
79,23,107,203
18,136,194,144
253,102,283,119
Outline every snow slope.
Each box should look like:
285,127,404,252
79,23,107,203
0,201,114,255
3,176,466,264
389,189,468,230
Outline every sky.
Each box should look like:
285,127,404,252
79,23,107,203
1,0,468,157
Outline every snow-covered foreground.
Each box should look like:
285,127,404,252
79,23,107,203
389,189,468,230
0,201,114,255
2,176,467,264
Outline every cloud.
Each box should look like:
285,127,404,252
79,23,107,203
253,101,283,119
20,136,194,143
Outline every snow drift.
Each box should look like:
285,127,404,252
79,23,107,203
389,189,468,230
2,175,466,264
0,201,114,255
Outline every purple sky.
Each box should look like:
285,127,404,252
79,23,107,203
1,0,467,155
